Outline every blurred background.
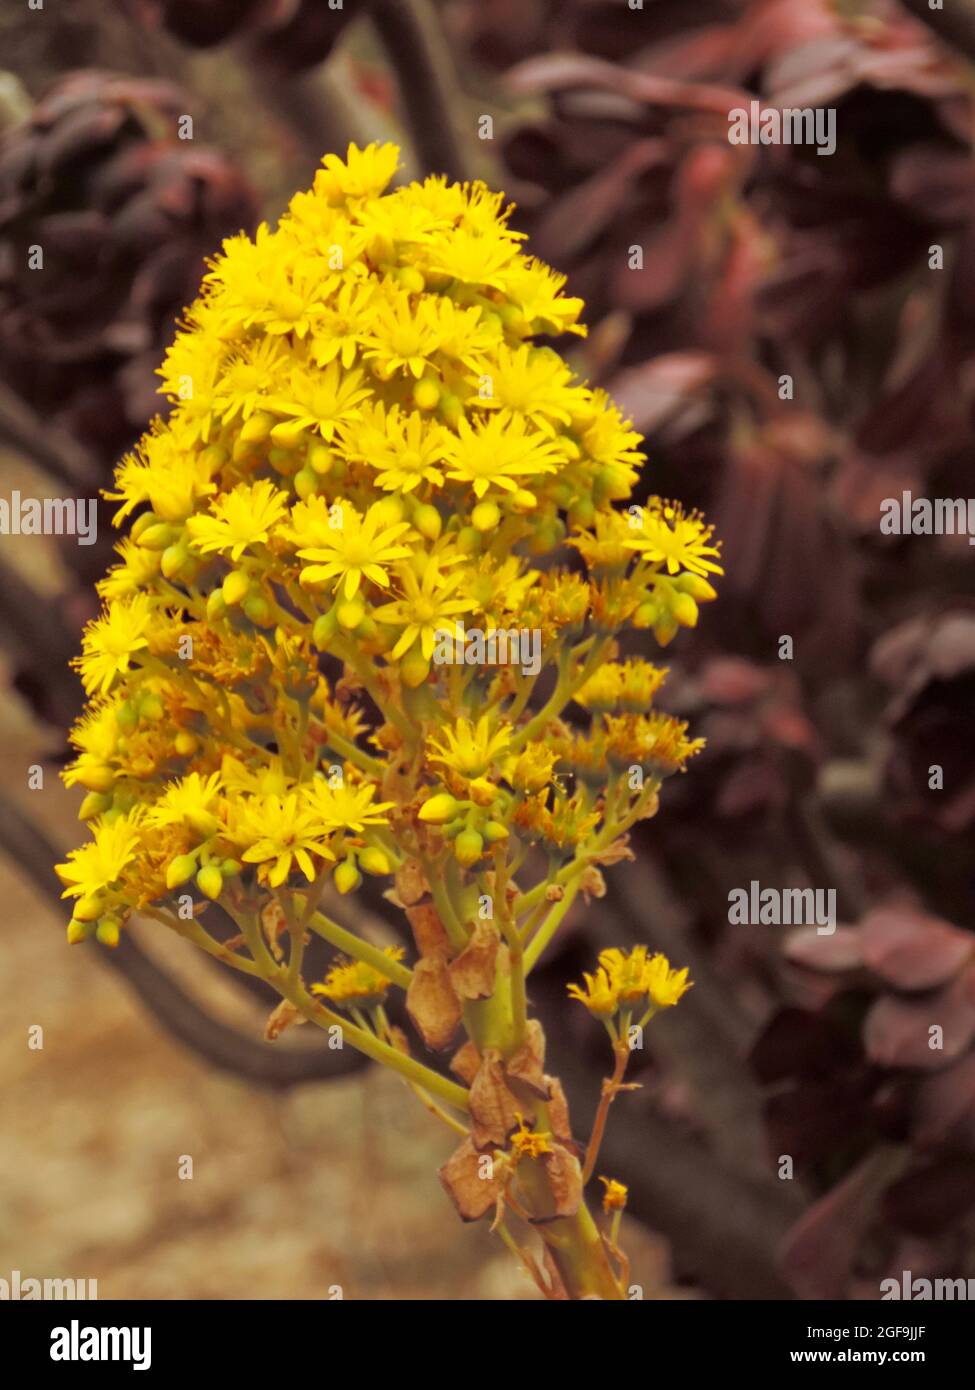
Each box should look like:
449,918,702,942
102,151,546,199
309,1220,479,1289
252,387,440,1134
1,0,975,1300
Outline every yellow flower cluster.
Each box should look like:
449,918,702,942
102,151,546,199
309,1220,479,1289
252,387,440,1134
56,140,717,978
54,142,715,1301
567,946,692,1021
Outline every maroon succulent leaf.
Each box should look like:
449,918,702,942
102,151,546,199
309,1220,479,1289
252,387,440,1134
913,1052,975,1149
881,1155,975,1237
784,926,864,974
779,1149,908,1299
858,907,974,991
863,965,975,1070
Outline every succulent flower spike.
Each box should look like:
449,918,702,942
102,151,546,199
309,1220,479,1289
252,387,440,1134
57,143,717,1301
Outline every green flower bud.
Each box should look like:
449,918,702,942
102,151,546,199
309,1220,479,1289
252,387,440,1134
79,791,112,821
243,593,274,627
95,916,121,948
456,525,481,555
313,610,338,649
293,466,318,500
206,589,228,622
140,692,165,723
454,828,484,867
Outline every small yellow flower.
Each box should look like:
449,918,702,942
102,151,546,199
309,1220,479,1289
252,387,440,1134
315,140,400,203
566,966,619,1018
443,412,561,499
233,793,336,888
374,562,474,661
75,595,154,696
625,500,723,579
426,715,512,782
598,946,652,1006
187,480,288,561
311,946,405,1008
298,502,413,598
301,778,394,833
55,813,143,903
147,772,223,840
642,953,692,1009
599,1177,628,1213
510,1117,553,1160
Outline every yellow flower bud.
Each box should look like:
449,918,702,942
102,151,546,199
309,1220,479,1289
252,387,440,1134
222,569,251,606
336,596,366,630
76,763,115,794
412,503,442,540
671,592,699,628
413,378,440,411
239,411,274,444
400,648,430,687
359,847,391,876
418,793,458,824
67,918,95,945
161,541,189,580
196,864,224,901
675,573,718,602
333,859,362,895
471,500,500,532
138,522,177,551
307,443,332,475
73,893,104,922
270,419,307,448
79,791,112,821
166,854,197,889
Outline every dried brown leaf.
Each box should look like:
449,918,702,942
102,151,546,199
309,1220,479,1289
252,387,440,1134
469,1047,526,1148
405,956,462,1051
438,1138,500,1223
506,1020,549,1100
405,899,451,960
449,920,500,1000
